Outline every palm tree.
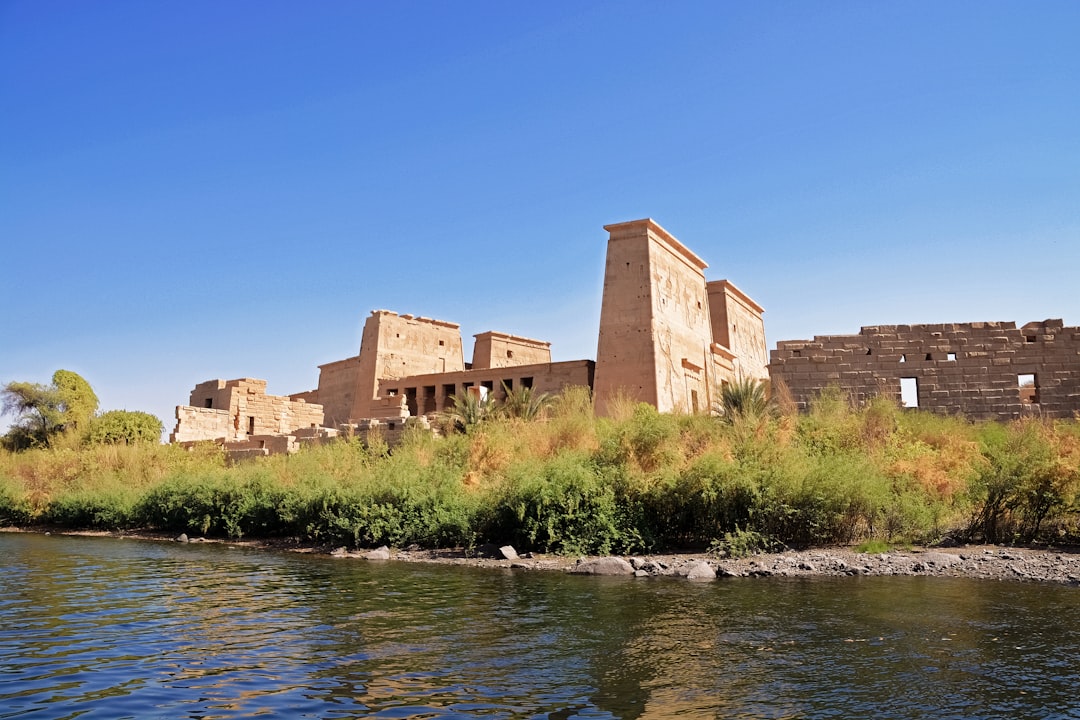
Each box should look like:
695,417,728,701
439,390,496,433
718,377,770,423
499,382,552,421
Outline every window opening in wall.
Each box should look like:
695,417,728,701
388,422,395,431
503,378,513,392
506,350,514,359
387,388,397,396
925,353,933,361
899,354,906,363
1019,374,1040,404
481,380,494,393
1026,335,1037,343
439,340,445,346
521,377,533,389
204,398,213,408
900,378,919,408
792,349,802,357
259,440,266,449
947,352,956,361
866,348,872,355
247,416,255,435
442,383,456,404
405,387,418,416
463,382,474,390
422,386,436,414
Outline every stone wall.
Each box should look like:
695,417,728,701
172,378,325,443
769,319,1080,420
171,406,231,443
293,355,360,427
471,331,551,370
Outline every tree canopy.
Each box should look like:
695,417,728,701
52,369,99,432
1,370,122,450
1,381,62,448
85,410,163,445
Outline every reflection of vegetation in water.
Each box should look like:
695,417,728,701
3,385,1080,552
9,533,1080,719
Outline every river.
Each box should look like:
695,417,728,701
2,532,1079,719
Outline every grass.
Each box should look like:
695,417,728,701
4,386,1080,554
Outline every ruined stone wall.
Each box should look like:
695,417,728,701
376,360,595,416
769,319,1080,420
354,311,466,418
173,377,324,442
707,280,769,381
170,406,231,443
188,379,236,412
471,331,551,370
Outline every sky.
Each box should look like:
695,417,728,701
2,1,1079,437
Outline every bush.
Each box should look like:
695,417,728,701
494,453,634,555
85,411,164,445
0,481,33,525
966,420,1080,542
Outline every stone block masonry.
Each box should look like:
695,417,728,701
171,378,325,444
172,218,769,454
769,319,1080,420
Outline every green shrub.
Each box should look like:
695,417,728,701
85,410,163,445
42,489,138,530
0,481,33,525
494,453,633,555
966,420,1080,542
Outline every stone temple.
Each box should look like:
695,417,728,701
172,217,1080,457
170,219,769,455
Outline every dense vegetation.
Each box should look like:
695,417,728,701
2,369,164,450
2,385,1079,555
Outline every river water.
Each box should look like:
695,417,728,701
2,533,1079,719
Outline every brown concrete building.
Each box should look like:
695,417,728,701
172,218,768,451
769,319,1080,420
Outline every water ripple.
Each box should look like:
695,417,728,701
3,534,1080,719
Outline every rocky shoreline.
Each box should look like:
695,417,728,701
333,541,1080,586
9,528,1080,585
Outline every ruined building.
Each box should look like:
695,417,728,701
769,319,1080,420
170,378,331,458
171,219,768,452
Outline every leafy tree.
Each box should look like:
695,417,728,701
85,410,164,445
52,369,99,432
2,369,99,449
1,381,62,449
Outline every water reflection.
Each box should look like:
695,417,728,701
2,533,1079,719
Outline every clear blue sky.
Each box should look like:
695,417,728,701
2,1,1078,436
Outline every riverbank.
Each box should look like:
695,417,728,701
351,543,1080,585
9,527,1080,586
